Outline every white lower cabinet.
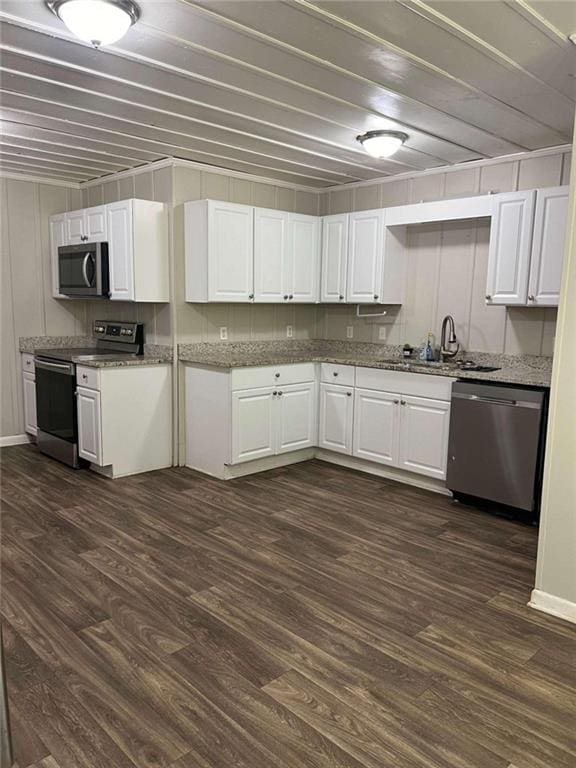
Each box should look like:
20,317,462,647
22,371,37,436
397,396,450,480
232,381,317,464
76,365,172,478
318,383,354,455
231,388,276,464
77,386,102,464
276,382,317,454
353,388,398,466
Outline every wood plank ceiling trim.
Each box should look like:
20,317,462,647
0,0,573,186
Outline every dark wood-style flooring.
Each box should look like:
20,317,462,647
1,445,575,768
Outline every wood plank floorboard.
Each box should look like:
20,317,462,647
1,445,575,768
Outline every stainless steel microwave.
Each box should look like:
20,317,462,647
58,242,110,298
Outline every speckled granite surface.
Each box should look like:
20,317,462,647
20,336,173,368
179,340,552,388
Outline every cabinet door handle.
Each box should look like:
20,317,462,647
401,400,406,406
528,295,535,302
278,391,283,396
248,293,254,300
485,294,492,301
333,371,338,377
289,294,294,300
273,391,278,396
283,295,289,301
339,295,344,301
82,374,88,381
346,392,351,397
275,373,280,378
394,399,400,404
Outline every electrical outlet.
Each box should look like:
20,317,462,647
286,325,293,338
378,326,387,341
346,326,354,339
219,326,228,341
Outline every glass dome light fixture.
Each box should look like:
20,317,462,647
46,0,140,48
356,130,409,159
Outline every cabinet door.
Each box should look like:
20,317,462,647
527,186,569,307
276,382,317,454
22,372,37,436
287,214,320,302
347,209,384,303
231,387,276,464
208,201,254,302
353,388,399,466
254,208,289,302
85,205,108,242
65,209,87,244
49,213,67,298
318,383,354,455
77,386,103,464
486,190,536,305
398,396,450,479
107,200,134,301
321,214,348,303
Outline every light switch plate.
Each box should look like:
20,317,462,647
346,326,354,339
378,326,387,341
219,326,228,340
286,325,293,338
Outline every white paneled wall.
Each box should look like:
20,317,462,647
317,150,570,355
1,178,84,438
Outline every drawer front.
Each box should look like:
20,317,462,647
76,365,100,390
21,353,35,373
355,367,455,401
320,363,355,387
231,363,317,391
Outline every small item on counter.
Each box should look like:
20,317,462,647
402,343,414,358
425,332,435,361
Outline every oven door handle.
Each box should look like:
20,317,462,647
82,252,93,287
34,359,75,375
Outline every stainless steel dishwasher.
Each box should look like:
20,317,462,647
446,381,547,521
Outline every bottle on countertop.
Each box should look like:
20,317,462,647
425,332,436,361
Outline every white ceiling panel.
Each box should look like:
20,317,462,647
0,0,573,185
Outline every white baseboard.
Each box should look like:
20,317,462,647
0,433,31,447
529,589,576,625
315,449,451,496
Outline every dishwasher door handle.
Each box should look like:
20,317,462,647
452,392,541,409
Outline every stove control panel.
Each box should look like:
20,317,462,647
92,321,144,353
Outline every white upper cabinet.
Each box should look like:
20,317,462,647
185,200,254,302
347,209,385,303
85,205,108,242
254,208,288,302
287,213,320,303
107,199,168,302
527,186,569,307
51,199,168,302
49,212,67,299
486,190,536,305
65,208,87,244
321,214,348,303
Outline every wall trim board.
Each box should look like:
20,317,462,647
79,157,325,193
0,171,81,189
324,144,572,193
529,589,576,625
0,434,32,447
2,144,571,196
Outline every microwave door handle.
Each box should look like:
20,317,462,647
82,252,92,287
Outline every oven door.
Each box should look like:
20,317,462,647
58,243,109,297
35,359,78,442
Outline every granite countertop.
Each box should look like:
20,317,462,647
179,340,552,388
20,337,173,368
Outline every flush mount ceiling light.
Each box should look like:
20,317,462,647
47,0,140,48
356,130,409,159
